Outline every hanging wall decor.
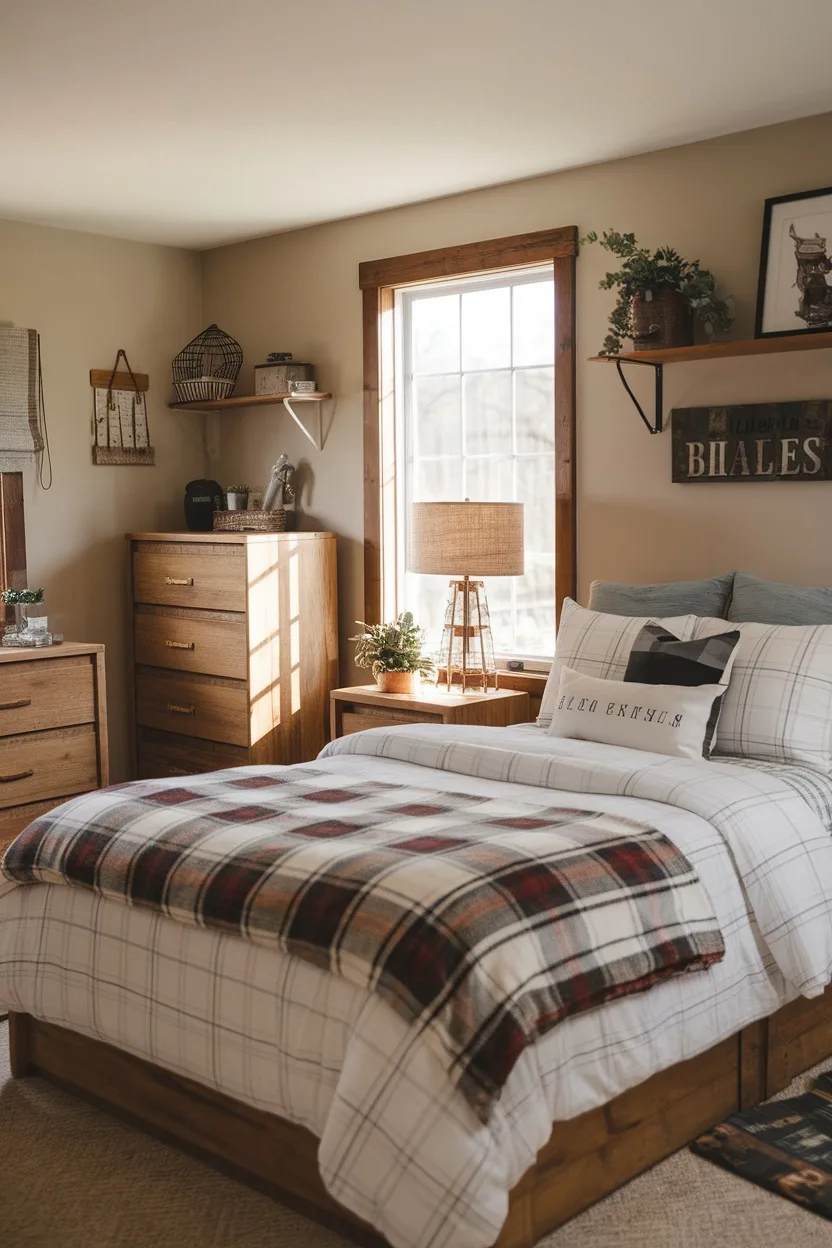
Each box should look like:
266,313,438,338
91,350,154,465
756,186,832,338
671,401,832,482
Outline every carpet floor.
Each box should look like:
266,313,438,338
2,1021,832,1247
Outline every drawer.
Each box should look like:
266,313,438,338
135,667,250,748
341,709,440,736
0,655,95,737
134,606,248,680
136,727,249,779
0,796,67,854
0,724,98,809
133,543,246,611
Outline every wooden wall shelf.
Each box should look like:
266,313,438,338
589,332,832,434
169,392,333,450
169,392,331,413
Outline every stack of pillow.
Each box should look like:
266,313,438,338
540,571,832,771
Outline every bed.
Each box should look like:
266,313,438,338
3,717,832,1248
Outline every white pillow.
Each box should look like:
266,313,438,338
706,620,832,773
538,599,701,728
548,666,725,760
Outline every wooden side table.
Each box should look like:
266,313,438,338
330,684,530,740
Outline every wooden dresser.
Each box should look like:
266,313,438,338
129,532,339,779
0,643,108,854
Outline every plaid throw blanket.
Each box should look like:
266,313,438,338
0,766,723,1120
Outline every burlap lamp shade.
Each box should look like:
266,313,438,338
408,501,525,693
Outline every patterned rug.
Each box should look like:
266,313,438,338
1,1021,831,1247
693,1073,832,1218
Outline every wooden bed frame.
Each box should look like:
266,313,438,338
9,991,832,1247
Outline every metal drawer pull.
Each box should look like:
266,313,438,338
167,703,196,716
0,769,33,783
164,576,193,586
0,698,31,711
165,640,195,651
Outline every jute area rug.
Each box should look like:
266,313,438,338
1,1021,831,1247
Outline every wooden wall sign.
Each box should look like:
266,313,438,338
671,401,832,483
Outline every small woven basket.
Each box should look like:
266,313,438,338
213,509,287,533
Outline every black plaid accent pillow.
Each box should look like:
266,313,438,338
624,623,740,687
624,623,740,755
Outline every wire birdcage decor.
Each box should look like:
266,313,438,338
172,324,243,404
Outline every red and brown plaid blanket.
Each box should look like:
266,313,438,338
0,766,724,1120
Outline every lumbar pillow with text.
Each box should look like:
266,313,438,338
548,666,725,760
537,598,704,729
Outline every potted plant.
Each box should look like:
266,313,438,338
225,484,249,511
1,587,49,646
351,612,435,694
582,230,734,355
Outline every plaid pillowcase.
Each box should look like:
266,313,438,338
538,599,701,728
624,623,741,687
704,620,832,774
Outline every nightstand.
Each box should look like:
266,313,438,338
330,684,531,740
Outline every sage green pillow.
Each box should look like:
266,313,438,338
587,573,734,620
728,571,832,625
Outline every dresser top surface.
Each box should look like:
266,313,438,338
128,531,334,543
0,642,104,664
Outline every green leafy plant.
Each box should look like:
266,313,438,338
1,588,44,606
350,612,435,679
225,484,250,494
582,229,734,355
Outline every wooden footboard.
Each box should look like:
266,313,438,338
10,994,832,1246
9,1013,744,1248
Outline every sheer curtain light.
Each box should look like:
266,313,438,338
409,501,524,693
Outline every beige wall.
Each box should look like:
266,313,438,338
202,109,832,679
0,218,204,779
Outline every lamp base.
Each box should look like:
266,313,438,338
436,578,498,695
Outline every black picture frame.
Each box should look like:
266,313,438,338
755,185,832,339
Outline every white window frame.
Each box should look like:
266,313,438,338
394,264,556,670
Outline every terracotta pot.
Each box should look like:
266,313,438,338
376,671,419,694
630,286,693,351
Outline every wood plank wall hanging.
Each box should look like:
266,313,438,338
671,401,832,482
91,350,153,466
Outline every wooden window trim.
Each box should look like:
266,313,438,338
362,227,577,632
0,473,27,623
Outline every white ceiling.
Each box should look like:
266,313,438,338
3,0,832,250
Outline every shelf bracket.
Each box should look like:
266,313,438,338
282,398,322,451
614,358,664,435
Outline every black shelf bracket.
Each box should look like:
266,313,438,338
614,358,664,435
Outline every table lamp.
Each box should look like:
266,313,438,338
409,501,524,693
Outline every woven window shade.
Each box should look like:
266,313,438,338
409,502,524,577
0,328,43,470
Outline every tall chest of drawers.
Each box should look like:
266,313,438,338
0,643,108,854
129,531,339,779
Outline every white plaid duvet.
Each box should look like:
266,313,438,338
2,725,832,1248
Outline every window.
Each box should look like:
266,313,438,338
397,267,555,662
360,227,576,669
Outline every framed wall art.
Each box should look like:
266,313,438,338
756,186,832,338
